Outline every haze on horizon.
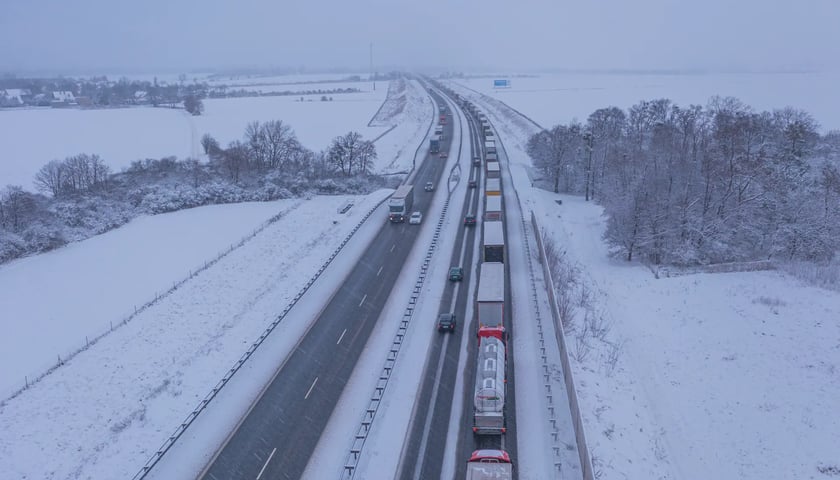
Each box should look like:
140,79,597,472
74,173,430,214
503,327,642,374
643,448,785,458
2,0,839,75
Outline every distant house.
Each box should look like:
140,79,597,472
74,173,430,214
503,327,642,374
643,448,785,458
1,89,31,107
76,96,93,107
51,91,76,106
33,93,51,106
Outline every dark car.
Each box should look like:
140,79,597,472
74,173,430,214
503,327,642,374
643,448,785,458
449,266,464,282
437,313,456,332
464,215,477,226
468,179,477,188
473,157,481,166
424,181,434,192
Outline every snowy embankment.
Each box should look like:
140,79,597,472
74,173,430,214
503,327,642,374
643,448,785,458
368,78,434,174
0,191,392,479
451,80,840,479
0,200,291,399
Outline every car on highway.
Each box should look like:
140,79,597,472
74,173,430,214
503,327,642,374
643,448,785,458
449,266,464,282
424,181,434,192
440,151,448,159
437,312,456,333
464,214,476,226
409,211,422,224
473,156,481,166
468,179,477,188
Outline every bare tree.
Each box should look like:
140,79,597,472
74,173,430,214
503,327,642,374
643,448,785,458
246,120,301,171
201,133,221,160
0,185,34,231
184,95,204,115
527,124,582,193
327,131,377,176
222,141,248,183
34,154,109,196
34,160,66,196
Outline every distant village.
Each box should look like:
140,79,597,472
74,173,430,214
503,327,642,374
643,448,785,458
0,75,366,109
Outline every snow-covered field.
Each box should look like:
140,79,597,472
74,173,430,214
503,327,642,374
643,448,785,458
455,72,840,132
0,190,393,479
0,77,431,480
453,80,840,479
6,70,837,480
0,200,294,398
194,85,387,154
0,106,193,188
0,79,387,189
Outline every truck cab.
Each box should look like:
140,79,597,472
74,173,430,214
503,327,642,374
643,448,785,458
466,450,512,480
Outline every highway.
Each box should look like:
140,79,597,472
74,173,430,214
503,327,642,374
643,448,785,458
200,88,455,480
396,84,519,480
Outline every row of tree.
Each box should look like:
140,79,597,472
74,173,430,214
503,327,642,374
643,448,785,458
1,121,383,264
527,97,840,264
201,121,377,184
34,154,111,197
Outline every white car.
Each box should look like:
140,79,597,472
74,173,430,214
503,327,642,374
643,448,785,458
409,211,422,224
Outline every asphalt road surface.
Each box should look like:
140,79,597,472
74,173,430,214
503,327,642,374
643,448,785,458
200,88,455,480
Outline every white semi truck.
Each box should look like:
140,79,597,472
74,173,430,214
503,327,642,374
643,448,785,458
472,326,506,435
388,185,414,223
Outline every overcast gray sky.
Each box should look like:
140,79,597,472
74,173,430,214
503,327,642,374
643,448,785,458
2,0,838,74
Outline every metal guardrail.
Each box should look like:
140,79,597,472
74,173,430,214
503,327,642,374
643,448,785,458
341,85,460,480
520,208,568,476
341,193,451,480
532,212,595,480
3,200,303,404
131,195,391,480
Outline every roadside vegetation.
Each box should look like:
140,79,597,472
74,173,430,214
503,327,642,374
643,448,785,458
527,97,840,273
0,121,388,264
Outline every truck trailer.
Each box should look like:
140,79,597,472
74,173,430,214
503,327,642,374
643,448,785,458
485,178,501,196
473,327,506,435
484,140,496,155
486,161,500,179
388,185,414,223
477,261,504,327
482,222,505,263
484,195,502,221
430,136,441,153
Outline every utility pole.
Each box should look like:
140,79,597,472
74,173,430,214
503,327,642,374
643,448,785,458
370,42,375,91
583,130,595,201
